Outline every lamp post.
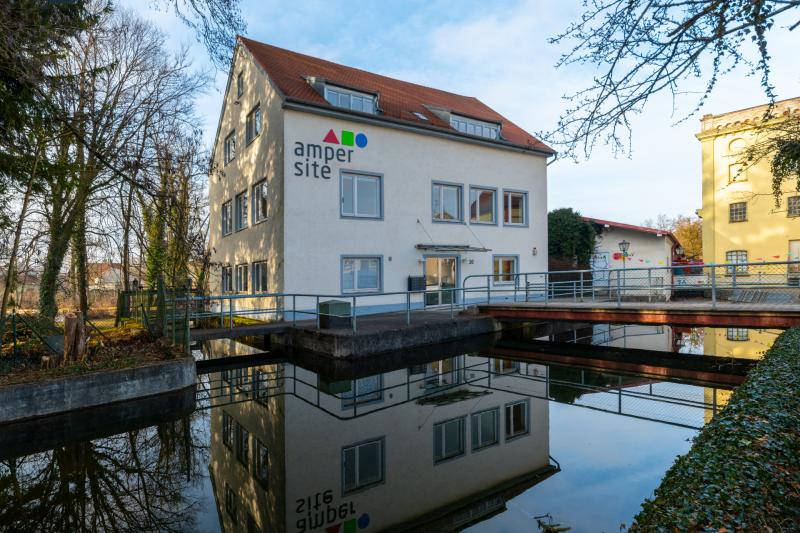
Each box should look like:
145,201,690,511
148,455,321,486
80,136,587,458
619,240,630,300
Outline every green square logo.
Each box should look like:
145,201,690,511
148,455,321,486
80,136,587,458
341,130,354,146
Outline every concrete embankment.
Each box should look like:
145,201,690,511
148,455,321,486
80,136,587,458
0,357,196,424
632,328,800,530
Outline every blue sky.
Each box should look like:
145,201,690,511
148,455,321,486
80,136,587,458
125,0,799,225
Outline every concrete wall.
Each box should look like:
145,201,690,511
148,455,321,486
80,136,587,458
0,357,196,424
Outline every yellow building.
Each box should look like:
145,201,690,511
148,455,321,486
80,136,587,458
697,97,800,265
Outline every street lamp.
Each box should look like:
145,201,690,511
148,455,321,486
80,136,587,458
619,240,630,299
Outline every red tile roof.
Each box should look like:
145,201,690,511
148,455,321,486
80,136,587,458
239,37,554,155
582,216,679,244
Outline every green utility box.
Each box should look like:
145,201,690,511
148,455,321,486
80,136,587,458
318,299,352,329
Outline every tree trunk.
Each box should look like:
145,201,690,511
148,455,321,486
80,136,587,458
121,184,133,292
39,228,72,319
72,198,89,318
63,312,87,364
0,163,37,319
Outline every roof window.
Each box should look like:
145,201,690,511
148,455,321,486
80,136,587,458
412,111,428,121
324,85,376,115
450,114,500,140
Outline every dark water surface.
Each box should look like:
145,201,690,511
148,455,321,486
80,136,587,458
0,323,779,532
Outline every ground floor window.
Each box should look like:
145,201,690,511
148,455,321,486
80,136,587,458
505,400,529,439
434,417,465,463
253,439,269,488
725,250,748,275
726,328,750,341
471,408,499,450
493,256,518,285
221,266,233,293
342,256,381,293
236,264,249,293
342,438,384,493
252,261,268,293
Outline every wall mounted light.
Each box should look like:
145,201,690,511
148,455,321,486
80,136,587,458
532,247,538,256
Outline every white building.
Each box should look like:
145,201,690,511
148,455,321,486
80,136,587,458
209,38,554,314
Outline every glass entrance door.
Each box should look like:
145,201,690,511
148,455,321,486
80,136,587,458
425,256,458,306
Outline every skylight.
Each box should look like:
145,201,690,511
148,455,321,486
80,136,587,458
324,85,376,115
412,111,428,121
450,114,500,140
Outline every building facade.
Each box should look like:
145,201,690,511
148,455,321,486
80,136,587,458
697,97,800,266
208,38,553,313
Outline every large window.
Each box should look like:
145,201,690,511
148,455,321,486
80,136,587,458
224,130,236,164
729,202,747,222
253,180,268,223
450,114,500,139
342,375,383,407
505,400,529,440
434,417,465,463
493,256,518,285
222,411,234,450
246,104,261,144
471,408,499,450
236,264,249,293
503,191,527,225
235,191,248,231
726,250,748,275
432,182,463,222
222,200,233,235
788,196,800,217
324,85,376,114
469,187,496,224
342,438,384,493
341,256,381,293
341,172,382,218
221,266,233,293
253,439,269,488
235,422,249,466
252,261,268,293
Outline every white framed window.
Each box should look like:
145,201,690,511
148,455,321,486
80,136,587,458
503,191,527,225
246,104,261,144
726,328,750,341
224,131,236,164
235,264,249,293
505,400,529,439
432,182,463,222
450,114,500,139
726,250,748,275
235,421,249,466
235,190,248,231
341,256,381,293
221,266,233,293
493,256,518,285
434,417,465,463
221,200,233,235
788,196,800,217
729,202,747,222
341,172,382,218
471,408,499,450
253,439,269,488
236,72,243,98
252,261,268,293
324,85,376,114
469,186,496,224
252,180,268,223
342,438,384,493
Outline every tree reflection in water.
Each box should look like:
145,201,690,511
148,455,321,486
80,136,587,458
0,411,209,532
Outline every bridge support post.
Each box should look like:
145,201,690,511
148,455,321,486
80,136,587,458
711,267,717,309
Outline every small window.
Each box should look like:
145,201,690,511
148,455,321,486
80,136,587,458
324,85,376,114
252,261,268,293
341,172,382,218
788,196,800,217
505,400,529,439
729,202,747,223
725,250,748,275
413,111,428,121
224,131,236,164
236,72,243,98
235,190,248,231
470,187,496,224
342,256,381,293
222,411,234,450
253,439,269,488
342,375,383,407
432,182,463,222
235,422,249,466
221,266,233,293
434,417,465,463
235,264,249,293
246,104,261,144
342,438,384,493
222,200,233,236
449,115,500,139
726,328,750,341
493,256,518,285
471,408,499,450
503,191,527,225
253,180,268,223
225,483,237,523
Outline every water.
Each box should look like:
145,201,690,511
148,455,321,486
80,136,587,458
0,323,779,533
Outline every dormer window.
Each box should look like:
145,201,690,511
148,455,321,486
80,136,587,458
324,85,376,114
450,114,500,140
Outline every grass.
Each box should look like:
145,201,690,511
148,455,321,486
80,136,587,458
631,328,800,531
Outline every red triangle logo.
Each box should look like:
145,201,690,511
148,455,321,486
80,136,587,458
323,129,339,144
